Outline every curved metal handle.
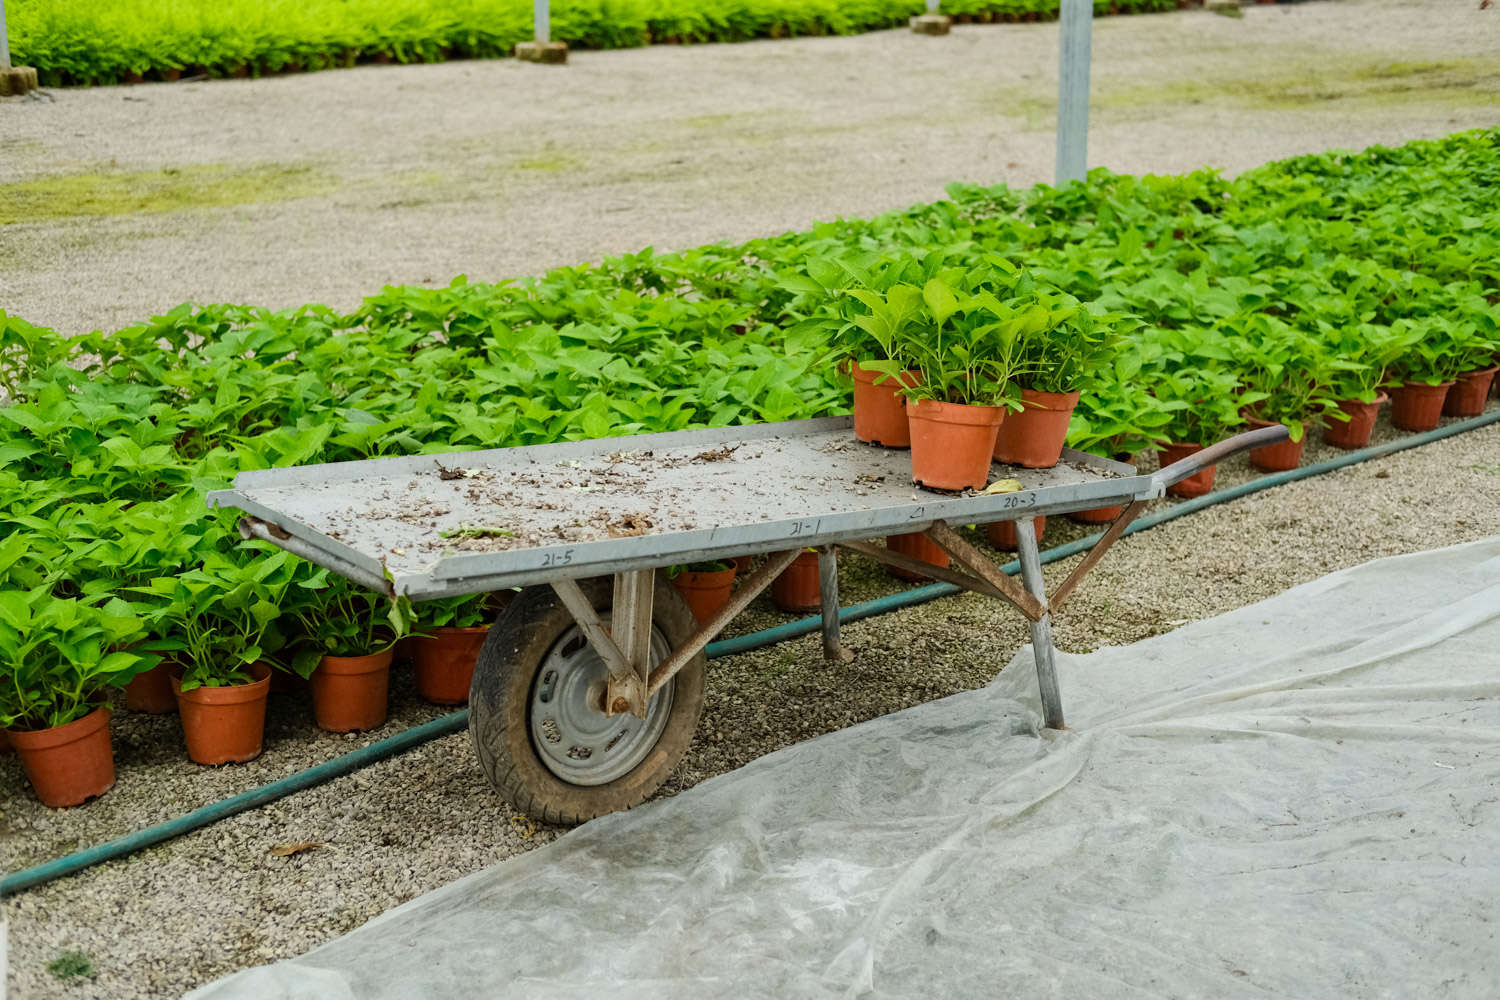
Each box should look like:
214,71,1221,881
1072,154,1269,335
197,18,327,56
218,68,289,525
1150,424,1290,492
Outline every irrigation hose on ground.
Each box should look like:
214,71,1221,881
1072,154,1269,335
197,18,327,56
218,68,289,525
5,410,1497,899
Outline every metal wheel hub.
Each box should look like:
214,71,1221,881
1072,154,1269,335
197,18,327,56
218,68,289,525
528,622,674,786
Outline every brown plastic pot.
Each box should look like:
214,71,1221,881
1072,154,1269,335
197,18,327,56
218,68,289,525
9,706,115,807
986,516,1046,552
1323,394,1387,450
1389,381,1454,432
413,627,489,705
850,362,920,447
1069,503,1125,524
124,660,177,714
907,399,1005,491
1244,418,1305,472
1157,442,1218,498
885,532,951,581
173,663,272,765
1442,367,1497,417
771,551,823,613
671,566,737,625
311,650,393,733
992,388,1080,469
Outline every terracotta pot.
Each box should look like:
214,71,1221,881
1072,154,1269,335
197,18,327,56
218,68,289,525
850,362,920,447
885,532,950,581
391,635,416,667
1069,504,1125,524
992,388,1080,468
1389,382,1454,432
1442,367,1497,418
907,399,1005,491
986,516,1046,551
124,661,177,714
8,707,115,807
1323,394,1387,450
413,627,489,705
1157,442,1218,498
671,566,737,625
771,551,823,613
1244,418,1305,472
173,664,272,765
311,650,393,733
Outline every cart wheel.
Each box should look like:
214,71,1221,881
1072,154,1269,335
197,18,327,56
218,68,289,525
469,576,705,825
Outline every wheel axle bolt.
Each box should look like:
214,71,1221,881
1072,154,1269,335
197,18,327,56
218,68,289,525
610,697,631,715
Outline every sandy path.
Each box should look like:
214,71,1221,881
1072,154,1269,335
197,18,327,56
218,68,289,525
1,0,1496,335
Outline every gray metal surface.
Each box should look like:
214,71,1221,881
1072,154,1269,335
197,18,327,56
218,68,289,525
1015,516,1064,729
1,0,12,70
208,417,1153,600
534,0,549,43
1055,0,1092,185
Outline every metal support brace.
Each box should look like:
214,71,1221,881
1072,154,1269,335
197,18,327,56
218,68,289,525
840,538,1015,604
548,577,637,693
818,546,853,663
646,549,802,697
608,570,654,718
1014,517,1065,729
1048,499,1147,613
924,521,1046,622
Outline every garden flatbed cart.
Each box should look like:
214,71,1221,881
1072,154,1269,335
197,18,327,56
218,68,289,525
207,417,1286,824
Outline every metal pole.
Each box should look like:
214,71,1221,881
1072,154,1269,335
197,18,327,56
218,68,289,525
817,546,851,662
1014,517,1065,729
534,0,550,44
1,0,13,71
925,0,940,12
1054,0,1092,185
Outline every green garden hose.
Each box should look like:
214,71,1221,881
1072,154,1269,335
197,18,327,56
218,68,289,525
4,408,1497,899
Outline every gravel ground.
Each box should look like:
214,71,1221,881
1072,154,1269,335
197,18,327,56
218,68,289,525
4,405,1498,999
0,0,1496,336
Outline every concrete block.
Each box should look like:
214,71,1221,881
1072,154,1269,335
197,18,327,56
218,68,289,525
909,13,953,35
0,66,40,97
514,42,569,65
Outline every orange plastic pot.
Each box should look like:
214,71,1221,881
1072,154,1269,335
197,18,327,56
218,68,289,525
907,399,1005,491
771,551,823,613
986,516,1046,552
671,566,737,625
1069,504,1125,525
413,627,489,705
124,660,177,714
1324,394,1387,450
1389,382,1453,432
311,650,393,733
992,388,1080,468
1244,418,1305,472
1157,443,1218,498
9,706,115,807
885,532,951,581
173,663,272,765
851,362,920,447
1442,367,1497,418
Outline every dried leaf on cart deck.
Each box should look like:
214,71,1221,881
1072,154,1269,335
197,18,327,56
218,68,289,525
268,841,326,857
983,479,1024,494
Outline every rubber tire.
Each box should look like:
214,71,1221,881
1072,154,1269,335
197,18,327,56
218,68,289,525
469,576,706,825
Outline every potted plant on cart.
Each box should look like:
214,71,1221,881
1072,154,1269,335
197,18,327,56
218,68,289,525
288,570,412,733
830,255,934,448
992,291,1122,469
0,589,156,806
862,271,1034,491
410,592,494,705
140,549,299,765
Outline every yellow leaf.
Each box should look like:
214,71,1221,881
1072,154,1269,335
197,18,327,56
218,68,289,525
983,479,1024,494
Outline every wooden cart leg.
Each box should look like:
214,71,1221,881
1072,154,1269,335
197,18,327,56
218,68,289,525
818,545,853,663
1013,517,1065,730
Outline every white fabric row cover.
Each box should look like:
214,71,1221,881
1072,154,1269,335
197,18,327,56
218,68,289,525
191,537,1500,999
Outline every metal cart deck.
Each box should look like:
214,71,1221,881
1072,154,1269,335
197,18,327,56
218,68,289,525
208,416,1286,823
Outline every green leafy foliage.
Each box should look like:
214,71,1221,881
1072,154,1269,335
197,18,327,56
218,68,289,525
1,128,1497,717
11,0,1178,87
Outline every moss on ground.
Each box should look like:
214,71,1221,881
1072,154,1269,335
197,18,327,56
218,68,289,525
0,163,334,225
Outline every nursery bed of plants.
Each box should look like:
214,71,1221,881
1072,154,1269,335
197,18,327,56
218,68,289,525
9,0,1184,88
1,127,1497,806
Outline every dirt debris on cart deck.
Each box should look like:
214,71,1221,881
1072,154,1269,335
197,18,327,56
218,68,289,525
225,422,1122,578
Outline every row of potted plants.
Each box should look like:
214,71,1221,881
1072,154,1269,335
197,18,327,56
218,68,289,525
0,563,496,808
